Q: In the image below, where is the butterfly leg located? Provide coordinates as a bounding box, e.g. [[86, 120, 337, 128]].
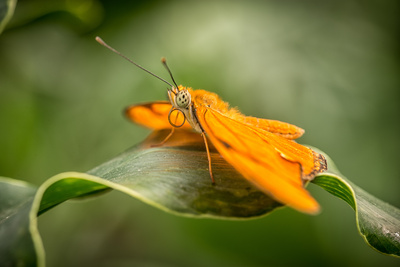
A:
[[201, 132, 215, 184], [151, 128, 175, 147]]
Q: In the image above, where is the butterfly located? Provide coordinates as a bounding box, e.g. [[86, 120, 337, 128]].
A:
[[96, 37, 327, 214]]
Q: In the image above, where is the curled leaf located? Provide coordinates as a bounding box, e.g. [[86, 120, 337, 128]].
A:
[[312, 156, 400, 257], [0, 0, 17, 34]]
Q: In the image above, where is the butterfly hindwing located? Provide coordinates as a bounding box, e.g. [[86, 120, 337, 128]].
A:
[[238, 116, 305, 140]]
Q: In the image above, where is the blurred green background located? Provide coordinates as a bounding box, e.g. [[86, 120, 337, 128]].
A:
[[1, 0, 399, 266]]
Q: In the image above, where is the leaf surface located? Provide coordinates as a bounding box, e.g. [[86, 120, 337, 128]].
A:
[[1, 130, 399, 266]]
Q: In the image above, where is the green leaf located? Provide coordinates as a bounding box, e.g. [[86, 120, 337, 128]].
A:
[[0, 130, 281, 266], [1, 130, 399, 266], [87, 130, 282, 218], [312, 155, 400, 258], [0, 0, 17, 34], [0, 177, 38, 267]]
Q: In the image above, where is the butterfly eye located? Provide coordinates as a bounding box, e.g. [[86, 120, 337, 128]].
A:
[[175, 91, 191, 108]]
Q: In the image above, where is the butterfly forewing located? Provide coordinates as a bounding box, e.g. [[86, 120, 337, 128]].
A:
[[195, 105, 321, 214]]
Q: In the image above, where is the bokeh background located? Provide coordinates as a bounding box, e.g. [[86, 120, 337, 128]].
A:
[[1, 0, 399, 266]]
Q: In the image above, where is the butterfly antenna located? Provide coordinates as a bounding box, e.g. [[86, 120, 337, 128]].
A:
[[161, 57, 179, 90], [95, 36, 173, 87]]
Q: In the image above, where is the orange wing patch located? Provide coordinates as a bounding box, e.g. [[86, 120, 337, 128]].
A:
[[196, 106, 324, 214], [240, 117, 305, 140], [125, 101, 191, 130]]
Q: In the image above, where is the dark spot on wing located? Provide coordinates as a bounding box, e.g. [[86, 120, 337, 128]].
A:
[[221, 141, 231, 149]]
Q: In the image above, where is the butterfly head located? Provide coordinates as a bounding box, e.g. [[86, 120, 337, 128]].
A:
[[168, 86, 192, 110], [167, 86, 202, 132]]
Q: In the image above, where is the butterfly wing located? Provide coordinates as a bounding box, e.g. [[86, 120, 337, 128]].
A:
[[125, 101, 192, 130], [195, 104, 326, 214]]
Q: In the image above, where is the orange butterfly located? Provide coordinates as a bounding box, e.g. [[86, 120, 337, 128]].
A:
[[96, 37, 327, 214]]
